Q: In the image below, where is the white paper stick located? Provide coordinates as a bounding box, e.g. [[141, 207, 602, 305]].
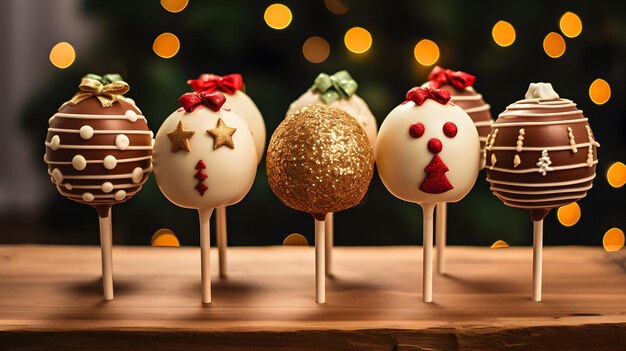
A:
[[216, 206, 228, 278], [98, 207, 114, 301], [325, 212, 334, 276], [422, 203, 436, 303], [198, 208, 214, 304], [435, 202, 447, 275], [315, 216, 326, 304], [532, 219, 544, 302]]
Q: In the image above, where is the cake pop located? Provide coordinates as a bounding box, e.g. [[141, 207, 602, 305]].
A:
[[267, 104, 374, 303], [286, 70, 377, 275], [188, 73, 266, 278], [45, 74, 153, 300], [376, 87, 480, 302], [485, 82, 600, 301], [152, 91, 257, 304], [425, 66, 494, 275]]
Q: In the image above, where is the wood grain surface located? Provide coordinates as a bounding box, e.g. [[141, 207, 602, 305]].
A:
[[0, 245, 624, 350]]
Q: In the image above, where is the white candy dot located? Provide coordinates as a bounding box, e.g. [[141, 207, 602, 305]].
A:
[[48, 116, 55, 125], [149, 131, 154, 138], [103, 155, 117, 170], [72, 155, 87, 171], [79, 125, 94, 140], [64, 183, 73, 190], [151, 139, 155, 148], [101, 182, 114, 193], [82, 192, 94, 202], [52, 168, 63, 183], [114, 190, 126, 201], [50, 135, 60, 150], [125, 110, 138, 122], [115, 134, 130, 150], [131, 167, 144, 184]]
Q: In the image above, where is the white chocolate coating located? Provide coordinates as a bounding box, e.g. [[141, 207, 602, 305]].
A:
[[376, 100, 480, 204], [286, 91, 378, 150], [223, 91, 266, 164], [152, 106, 257, 210]]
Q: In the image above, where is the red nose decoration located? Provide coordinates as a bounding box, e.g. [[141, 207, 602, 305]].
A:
[[419, 154, 454, 194], [427, 138, 443, 154]]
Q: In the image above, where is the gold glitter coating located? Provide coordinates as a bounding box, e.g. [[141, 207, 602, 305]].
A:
[[207, 118, 237, 149], [167, 120, 195, 152], [266, 104, 374, 215]]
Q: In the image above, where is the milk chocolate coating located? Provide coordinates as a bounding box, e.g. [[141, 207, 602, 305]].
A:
[[45, 97, 153, 216]]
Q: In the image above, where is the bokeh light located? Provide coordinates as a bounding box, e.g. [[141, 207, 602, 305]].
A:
[[324, 0, 349, 15], [492, 20, 516, 47], [153, 32, 180, 58], [557, 202, 581, 227], [413, 39, 440, 66], [49, 42, 75, 69], [490, 240, 510, 248], [264, 3, 292, 30], [160, 0, 189, 13], [607, 162, 626, 188], [302, 36, 330, 63], [589, 78, 611, 105], [344, 27, 372, 54], [283, 233, 309, 246], [603, 228, 624, 252], [560, 12, 582, 38], [151, 228, 180, 247], [543, 32, 566, 58]]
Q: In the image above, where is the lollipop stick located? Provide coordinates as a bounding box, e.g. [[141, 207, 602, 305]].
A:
[[435, 202, 447, 275], [421, 203, 436, 303], [315, 216, 326, 304], [98, 207, 114, 301], [198, 208, 214, 304], [325, 212, 334, 276], [532, 219, 544, 302], [216, 206, 228, 278]]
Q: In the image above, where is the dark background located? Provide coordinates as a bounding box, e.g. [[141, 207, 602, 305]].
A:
[[1, 0, 624, 247]]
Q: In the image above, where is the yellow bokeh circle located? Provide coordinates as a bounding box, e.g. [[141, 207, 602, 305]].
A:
[[302, 36, 330, 64], [492, 21, 516, 47], [264, 4, 292, 30], [589, 78, 611, 105], [413, 39, 440, 66], [344, 27, 372, 54], [161, 0, 189, 13], [607, 162, 626, 188], [151, 228, 180, 247], [49, 42, 76, 69], [603, 228, 624, 252], [543, 32, 566, 58], [283, 233, 309, 246], [557, 202, 581, 227], [560, 12, 582, 38], [153, 33, 180, 59], [490, 240, 510, 249]]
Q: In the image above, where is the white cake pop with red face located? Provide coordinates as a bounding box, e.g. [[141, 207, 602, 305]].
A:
[[376, 87, 480, 204], [152, 92, 257, 209]]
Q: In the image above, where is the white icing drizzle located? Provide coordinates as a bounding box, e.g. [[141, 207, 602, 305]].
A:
[[131, 167, 144, 184], [114, 190, 127, 201], [536, 150, 553, 176], [515, 128, 525, 152], [479, 136, 489, 142], [486, 173, 596, 187], [473, 120, 494, 127], [489, 142, 595, 152], [52, 168, 63, 183], [50, 135, 61, 150], [585, 125, 600, 167], [500, 110, 582, 118], [53, 113, 147, 120], [125, 110, 138, 122], [492, 117, 588, 128], [490, 184, 593, 195], [464, 104, 491, 114], [60, 182, 141, 191], [489, 160, 597, 174], [48, 116, 55, 125], [44, 141, 151, 151], [513, 154, 521, 168], [79, 126, 94, 140], [115, 134, 130, 150], [490, 153, 497, 169], [103, 155, 118, 170], [48, 165, 152, 180], [82, 192, 95, 202], [567, 127, 577, 153], [72, 155, 87, 171], [44, 155, 152, 165], [500, 199, 589, 210], [59, 188, 140, 200], [101, 182, 114, 193], [487, 128, 499, 150], [64, 183, 72, 190], [449, 94, 483, 101], [48, 127, 152, 135], [495, 192, 583, 204]]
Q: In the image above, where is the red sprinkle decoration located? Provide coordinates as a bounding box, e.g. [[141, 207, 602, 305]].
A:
[[419, 154, 454, 194], [427, 138, 443, 154], [409, 122, 425, 138], [443, 122, 458, 138]]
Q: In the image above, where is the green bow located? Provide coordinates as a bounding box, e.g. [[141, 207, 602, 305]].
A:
[[83, 73, 125, 85], [312, 70, 358, 104]]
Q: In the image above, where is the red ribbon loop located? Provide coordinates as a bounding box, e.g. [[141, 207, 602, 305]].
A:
[[428, 66, 475, 90], [179, 92, 227, 112], [405, 87, 451, 106], [187, 74, 243, 94]]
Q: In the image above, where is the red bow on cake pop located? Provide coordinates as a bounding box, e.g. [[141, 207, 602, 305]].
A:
[[187, 74, 243, 94], [405, 87, 451, 106], [428, 66, 475, 90], [179, 92, 226, 112]]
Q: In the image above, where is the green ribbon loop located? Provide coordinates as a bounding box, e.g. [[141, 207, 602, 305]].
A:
[[83, 73, 125, 85], [312, 70, 358, 104]]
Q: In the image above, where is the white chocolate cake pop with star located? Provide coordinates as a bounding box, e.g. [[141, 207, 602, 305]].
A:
[[286, 70, 377, 148]]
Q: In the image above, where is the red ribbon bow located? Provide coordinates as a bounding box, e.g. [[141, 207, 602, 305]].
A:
[[428, 66, 475, 90], [179, 92, 226, 112], [187, 74, 243, 94], [405, 87, 451, 106]]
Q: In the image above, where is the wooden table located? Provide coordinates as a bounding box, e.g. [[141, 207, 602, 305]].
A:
[[1, 245, 624, 350]]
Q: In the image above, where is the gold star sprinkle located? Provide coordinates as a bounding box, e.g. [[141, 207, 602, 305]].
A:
[[167, 120, 195, 152], [207, 118, 237, 149]]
